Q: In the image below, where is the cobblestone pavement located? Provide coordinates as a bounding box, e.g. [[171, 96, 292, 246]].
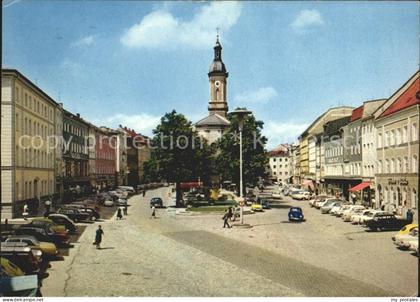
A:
[[42, 187, 418, 296]]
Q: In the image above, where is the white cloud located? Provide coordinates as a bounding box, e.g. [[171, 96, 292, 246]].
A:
[[96, 113, 161, 137], [121, 1, 242, 49], [263, 121, 309, 148], [234, 87, 278, 104], [3, 0, 21, 8], [71, 35, 96, 47], [291, 9, 324, 32]]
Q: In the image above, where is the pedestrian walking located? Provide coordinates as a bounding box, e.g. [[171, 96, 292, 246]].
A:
[[222, 210, 231, 228], [22, 204, 29, 220], [150, 205, 156, 219], [407, 208, 414, 223], [228, 206, 233, 221], [143, 190, 146, 197], [123, 204, 128, 216], [93, 225, 104, 249], [117, 207, 123, 220]]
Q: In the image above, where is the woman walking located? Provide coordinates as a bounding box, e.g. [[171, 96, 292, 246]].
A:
[[117, 207, 123, 220], [93, 225, 104, 249]]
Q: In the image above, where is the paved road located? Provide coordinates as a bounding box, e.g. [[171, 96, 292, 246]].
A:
[[43, 187, 417, 296]]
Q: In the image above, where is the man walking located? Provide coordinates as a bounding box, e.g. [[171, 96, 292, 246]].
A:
[[222, 210, 231, 228], [150, 205, 156, 219], [93, 225, 104, 249], [123, 204, 128, 216]]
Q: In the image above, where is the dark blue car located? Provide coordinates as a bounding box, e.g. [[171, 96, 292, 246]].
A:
[[288, 207, 304, 222]]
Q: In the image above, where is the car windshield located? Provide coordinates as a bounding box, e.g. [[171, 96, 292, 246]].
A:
[[291, 208, 301, 212]]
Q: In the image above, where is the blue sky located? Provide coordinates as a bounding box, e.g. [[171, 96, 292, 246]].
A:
[[3, 1, 419, 148]]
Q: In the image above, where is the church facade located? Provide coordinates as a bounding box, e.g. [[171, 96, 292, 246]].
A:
[[195, 36, 230, 144]]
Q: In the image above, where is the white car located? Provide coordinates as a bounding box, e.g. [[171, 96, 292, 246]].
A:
[[291, 191, 312, 200], [320, 201, 341, 214], [315, 198, 337, 209], [309, 195, 330, 207], [104, 199, 114, 207], [342, 206, 366, 222], [334, 205, 353, 217], [351, 209, 376, 224], [408, 240, 418, 255], [394, 227, 418, 249], [117, 186, 135, 193]]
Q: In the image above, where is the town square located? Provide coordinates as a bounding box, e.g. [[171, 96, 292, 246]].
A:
[[1, 1, 418, 299]]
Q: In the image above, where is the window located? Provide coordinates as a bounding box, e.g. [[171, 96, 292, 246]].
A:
[[396, 158, 401, 173], [403, 126, 408, 143], [390, 130, 395, 146], [385, 160, 390, 173], [390, 158, 395, 173], [385, 131, 390, 147], [15, 87, 20, 102], [412, 189, 417, 209], [396, 128, 401, 145], [273, 158, 276, 162], [378, 133, 382, 148], [412, 155, 418, 173], [403, 157, 408, 173], [412, 123, 418, 141]]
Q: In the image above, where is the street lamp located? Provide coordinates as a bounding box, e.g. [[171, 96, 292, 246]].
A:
[[231, 109, 252, 225]]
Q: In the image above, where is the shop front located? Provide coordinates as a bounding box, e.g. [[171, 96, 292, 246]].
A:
[[376, 176, 418, 222]]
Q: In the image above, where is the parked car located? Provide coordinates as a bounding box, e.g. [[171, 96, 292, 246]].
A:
[[392, 223, 418, 242], [28, 218, 67, 233], [14, 225, 70, 247], [309, 195, 329, 207], [150, 197, 163, 208], [408, 240, 419, 256], [0, 257, 24, 277], [48, 214, 77, 234], [261, 199, 271, 209], [288, 207, 304, 222], [333, 204, 353, 217], [291, 191, 312, 200], [350, 209, 375, 224], [251, 203, 263, 212], [5, 235, 58, 258], [365, 213, 412, 231], [320, 201, 341, 214], [117, 186, 135, 193], [115, 199, 128, 206], [0, 243, 40, 274], [393, 227, 418, 249], [315, 198, 338, 209], [103, 199, 114, 207], [64, 206, 100, 221], [57, 208, 91, 222], [342, 206, 366, 222]]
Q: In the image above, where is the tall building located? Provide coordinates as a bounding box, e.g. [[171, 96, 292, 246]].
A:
[[374, 71, 419, 221], [1, 69, 61, 218], [62, 110, 90, 201], [298, 106, 354, 190], [267, 144, 290, 185], [195, 35, 230, 144]]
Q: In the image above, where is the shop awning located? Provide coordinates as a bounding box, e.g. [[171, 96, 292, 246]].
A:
[[348, 182, 371, 192], [302, 179, 315, 190]]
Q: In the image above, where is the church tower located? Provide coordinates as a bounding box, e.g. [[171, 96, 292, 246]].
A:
[[208, 35, 229, 117]]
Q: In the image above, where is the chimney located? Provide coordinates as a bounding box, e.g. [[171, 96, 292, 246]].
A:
[[77, 113, 80, 118]]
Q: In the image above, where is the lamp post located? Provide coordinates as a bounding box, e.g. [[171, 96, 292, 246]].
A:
[[231, 109, 252, 225]]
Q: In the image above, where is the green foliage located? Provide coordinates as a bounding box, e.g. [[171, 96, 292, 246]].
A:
[[143, 110, 213, 186], [216, 108, 268, 194]]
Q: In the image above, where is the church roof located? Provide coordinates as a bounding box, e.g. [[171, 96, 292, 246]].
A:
[[195, 113, 230, 127]]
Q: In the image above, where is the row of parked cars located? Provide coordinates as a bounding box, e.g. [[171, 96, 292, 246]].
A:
[[308, 195, 418, 256], [1, 186, 136, 296], [283, 186, 313, 200]]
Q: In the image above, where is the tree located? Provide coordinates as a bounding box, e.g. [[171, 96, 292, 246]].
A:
[[143, 110, 213, 206], [216, 109, 268, 196]]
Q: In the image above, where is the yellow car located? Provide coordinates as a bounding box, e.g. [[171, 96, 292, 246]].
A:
[[251, 203, 263, 212], [29, 218, 67, 233], [5, 235, 58, 258], [392, 223, 418, 241], [1, 257, 25, 277]]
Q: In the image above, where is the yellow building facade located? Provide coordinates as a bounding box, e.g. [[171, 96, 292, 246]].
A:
[[1, 69, 61, 218]]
